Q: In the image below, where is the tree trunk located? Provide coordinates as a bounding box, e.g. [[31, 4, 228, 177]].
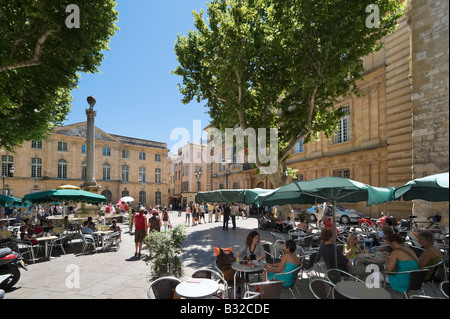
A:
[[266, 166, 294, 220]]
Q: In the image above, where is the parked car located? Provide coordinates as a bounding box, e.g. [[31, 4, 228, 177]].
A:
[[307, 205, 363, 224]]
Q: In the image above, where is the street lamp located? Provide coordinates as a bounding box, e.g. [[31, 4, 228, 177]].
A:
[[2, 164, 15, 195], [194, 167, 203, 192]]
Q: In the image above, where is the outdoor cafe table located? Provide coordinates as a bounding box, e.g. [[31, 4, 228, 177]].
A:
[[231, 260, 265, 299], [92, 230, 113, 252], [175, 278, 219, 299], [35, 235, 58, 260], [334, 281, 391, 299], [357, 252, 385, 265]]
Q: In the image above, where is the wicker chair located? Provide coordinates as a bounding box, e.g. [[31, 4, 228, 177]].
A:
[[147, 276, 181, 299]]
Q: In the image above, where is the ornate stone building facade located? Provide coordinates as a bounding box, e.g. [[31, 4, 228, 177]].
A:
[[168, 142, 207, 209], [206, 0, 449, 221], [1, 122, 169, 208]]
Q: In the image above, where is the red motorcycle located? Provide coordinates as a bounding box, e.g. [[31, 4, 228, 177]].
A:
[[0, 247, 28, 290]]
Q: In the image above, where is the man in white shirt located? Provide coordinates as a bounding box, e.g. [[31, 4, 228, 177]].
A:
[[282, 216, 295, 232]]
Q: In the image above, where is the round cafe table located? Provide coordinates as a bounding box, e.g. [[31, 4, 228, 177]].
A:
[[231, 260, 265, 299], [334, 281, 391, 299], [175, 278, 219, 299]]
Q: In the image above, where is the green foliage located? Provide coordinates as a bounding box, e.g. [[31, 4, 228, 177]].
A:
[[173, 0, 403, 181], [144, 225, 187, 281], [0, 0, 119, 150]]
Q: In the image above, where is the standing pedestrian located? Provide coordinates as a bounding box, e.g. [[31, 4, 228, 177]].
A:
[[149, 209, 162, 232], [133, 207, 147, 259], [185, 205, 191, 227], [230, 203, 237, 230], [223, 203, 230, 231], [161, 207, 170, 231], [207, 203, 213, 223], [214, 202, 220, 222]]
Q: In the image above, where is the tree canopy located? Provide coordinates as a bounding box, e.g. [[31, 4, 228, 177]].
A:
[[0, 0, 118, 150], [173, 0, 404, 187]]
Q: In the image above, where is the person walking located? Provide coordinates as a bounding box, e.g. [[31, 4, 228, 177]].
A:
[[133, 207, 147, 259], [223, 203, 231, 231]]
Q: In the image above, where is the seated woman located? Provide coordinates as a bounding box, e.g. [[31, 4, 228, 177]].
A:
[[263, 239, 300, 287], [237, 231, 266, 262], [19, 225, 38, 245], [383, 233, 420, 293], [417, 231, 443, 280]]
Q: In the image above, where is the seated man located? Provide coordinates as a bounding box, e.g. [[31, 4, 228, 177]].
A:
[[318, 228, 367, 278], [81, 221, 95, 234], [282, 216, 295, 233]]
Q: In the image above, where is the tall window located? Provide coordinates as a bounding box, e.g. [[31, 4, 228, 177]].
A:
[[155, 168, 161, 184], [155, 191, 161, 206], [57, 142, 68, 152], [122, 165, 129, 182], [122, 150, 129, 159], [334, 105, 350, 144], [139, 191, 146, 206], [139, 152, 146, 160], [155, 154, 161, 162], [1, 155, 13, 176], [81, 162, 87, 180], [102, 163, 111, 181], [139, 167, 146, 183], [122, 190, 129, 197], [57, 159, 67, 179], [81, 145, 86, 154], [31, 158, 42, 178]]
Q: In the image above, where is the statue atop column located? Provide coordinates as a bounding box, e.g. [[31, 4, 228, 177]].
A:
[[81, 95, 101, 192]]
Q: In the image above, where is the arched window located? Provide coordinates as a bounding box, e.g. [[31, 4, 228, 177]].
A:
[[102, 190, 112, 202], [57, 159, 67, 179]]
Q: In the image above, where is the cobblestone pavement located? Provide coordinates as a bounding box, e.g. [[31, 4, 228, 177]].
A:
[[2, 211, 444, 300]]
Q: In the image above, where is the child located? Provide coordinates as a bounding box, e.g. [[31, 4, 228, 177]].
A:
[[343, 234, 363, 266]]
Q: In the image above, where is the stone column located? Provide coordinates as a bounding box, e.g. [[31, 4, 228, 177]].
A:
[[82, 96, 100, 192]]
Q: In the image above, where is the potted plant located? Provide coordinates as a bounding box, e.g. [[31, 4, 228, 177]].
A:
[[143, 225, 187, 281]]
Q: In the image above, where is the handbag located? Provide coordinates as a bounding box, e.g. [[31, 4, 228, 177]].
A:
[[169, 221, 172, 229]]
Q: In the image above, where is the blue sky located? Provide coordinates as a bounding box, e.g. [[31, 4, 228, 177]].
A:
[[67, 0, 212, 152]]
